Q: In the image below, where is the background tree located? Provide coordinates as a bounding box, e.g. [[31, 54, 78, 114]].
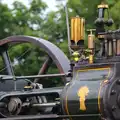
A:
[[0, 0, 119, 87], [0, 0, 48, 76]]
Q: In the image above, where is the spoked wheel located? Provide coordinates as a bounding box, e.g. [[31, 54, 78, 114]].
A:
[[0, 35, 70, 117]]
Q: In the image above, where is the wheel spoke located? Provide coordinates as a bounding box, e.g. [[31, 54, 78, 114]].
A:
[[34, 57, 52, 83], [2, 51, 14, 76], [0, 36, 70, 87]]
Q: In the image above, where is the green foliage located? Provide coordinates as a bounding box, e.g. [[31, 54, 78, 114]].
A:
[[0, 0, 119, 87]]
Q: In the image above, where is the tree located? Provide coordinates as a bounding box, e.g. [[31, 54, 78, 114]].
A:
[[0, 0, 64, 87], [41, 0, 102, 53], [108, 0, 120, 29], [0, 0, 49, 76], [8, 0, 49, 76], [0, 0, 119, 87]]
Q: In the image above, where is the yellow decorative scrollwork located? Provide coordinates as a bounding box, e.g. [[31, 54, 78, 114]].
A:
[[77, 86, 89, 111]]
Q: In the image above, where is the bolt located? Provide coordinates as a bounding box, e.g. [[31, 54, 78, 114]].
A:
[[117, 79, 120, 85], [67, 72, 72, 77], [111, 90, 116, 95], [112, 105, 116, 111]]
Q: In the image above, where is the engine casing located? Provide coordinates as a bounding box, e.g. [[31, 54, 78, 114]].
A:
[[61, 62, 120, 120]]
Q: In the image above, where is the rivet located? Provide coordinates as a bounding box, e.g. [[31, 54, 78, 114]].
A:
[[112, 105, 116, 111], [117, 79, 120, 85], [111, 90, 116, 95]]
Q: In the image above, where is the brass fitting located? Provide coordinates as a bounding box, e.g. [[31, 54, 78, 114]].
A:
[[71, 16, 85, 49], [98, 4, 108, 9], [72, 51, 80, 62], [98, 1, 108, 9], [87, 29, 96, 49]]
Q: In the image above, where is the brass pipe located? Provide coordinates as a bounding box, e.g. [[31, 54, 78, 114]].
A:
[[70, 17, 85, 45], [108, 41, 112, 56], [89, 54, 93, 64], [117, 40, 120, 55], [75, 18, 78, 42]]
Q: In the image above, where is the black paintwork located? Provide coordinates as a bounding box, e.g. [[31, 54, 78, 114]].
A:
[[60, 59, 120, 120], [0, 36, 70, 118], [0, 36, 120, 120]]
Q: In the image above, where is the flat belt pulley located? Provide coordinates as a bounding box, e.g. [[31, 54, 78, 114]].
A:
[[8, 97, 22, 115]]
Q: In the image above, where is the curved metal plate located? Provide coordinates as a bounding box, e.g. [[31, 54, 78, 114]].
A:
[[0, 35, 70, 82]]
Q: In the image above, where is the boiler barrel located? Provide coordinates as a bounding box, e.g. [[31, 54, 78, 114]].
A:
[[61, 67, 111, 120]]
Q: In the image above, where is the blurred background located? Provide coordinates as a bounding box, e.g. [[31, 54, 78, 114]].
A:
[[0, 0, 118, 87]]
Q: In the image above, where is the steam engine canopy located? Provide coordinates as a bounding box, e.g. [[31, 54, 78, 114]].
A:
[[61, 63, 120, 120]]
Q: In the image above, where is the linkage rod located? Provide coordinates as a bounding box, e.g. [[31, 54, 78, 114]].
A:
[[0, 114, 100, 120], [0, 73, 70, 81], [22, 102, 60, 108]]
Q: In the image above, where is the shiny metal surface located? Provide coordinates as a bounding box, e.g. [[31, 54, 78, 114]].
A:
[[1, 36, 70, 77]]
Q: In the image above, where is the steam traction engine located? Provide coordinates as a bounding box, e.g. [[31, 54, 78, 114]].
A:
[[0, 2, 119, 120]]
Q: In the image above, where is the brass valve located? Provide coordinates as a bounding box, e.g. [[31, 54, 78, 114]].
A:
[[87, 29, 96, 49], [98, 0, 108, 9], [98, 3, 108, 9], [87, 29, 96, 64]]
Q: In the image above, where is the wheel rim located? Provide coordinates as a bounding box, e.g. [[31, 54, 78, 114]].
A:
[[0, 35, 70, 88], [0, 35, 70, 117]]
